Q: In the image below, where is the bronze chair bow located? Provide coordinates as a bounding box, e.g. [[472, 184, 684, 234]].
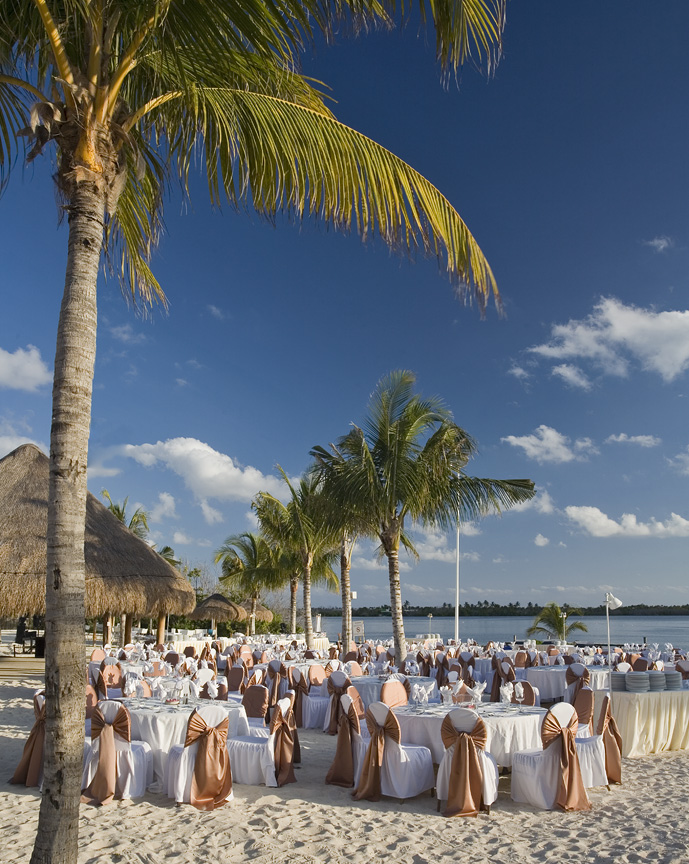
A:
[[352, 707, 402, 802], [439, 713, 488, 817], [183, 709, 233, 810], [81, 703, 132, 805], [540, 708, 591, 811], [10, 691, 45, 787], [596, 694, 622, 785]]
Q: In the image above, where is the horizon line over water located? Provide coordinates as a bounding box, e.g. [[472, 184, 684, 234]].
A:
[[320, 615, 689, 648]]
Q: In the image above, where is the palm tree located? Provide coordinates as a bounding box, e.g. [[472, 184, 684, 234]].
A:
[[214, 532, 281, 636], [311, 370, 536, 663], [254, 468, 339, 649], [155, 545, 180, 568], [101, 489, 149, 541], [1, 4, 506, 860], [526, 602, 588, 642], [277, 545, 338, 634]]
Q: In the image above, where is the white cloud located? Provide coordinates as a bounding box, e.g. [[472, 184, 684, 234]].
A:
[[565, 505, 689, 538], [122, 437, 287, 505], [0, 418, 47, 457], [150, 492, 177, 522], [172, 531, 193, 545], [207, 305, 226, 320], [668, 446, 689, 476], [109, 324, 146, 344], [352, 555, 410, 572], [529, 298, 689, 383], [200, 500, 224, 525], [513, 489, 555, 515], [502, 425, 594, 464], [176, 378, 188, 387], [507, 364, 530, 381], [644, 236, 673, 253], [605, 433, 661, 448], [534, 534, 549, 547], [0, 345, 52, 391], [87, 461, 121, 478], [492, 556, 508, 564], [551, 364, 592, 390]]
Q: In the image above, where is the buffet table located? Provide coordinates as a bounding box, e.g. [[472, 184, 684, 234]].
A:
[[611, 691, 689, 758]]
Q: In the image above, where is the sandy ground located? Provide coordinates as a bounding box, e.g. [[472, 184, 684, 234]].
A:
[[2, 679, 689, 864]]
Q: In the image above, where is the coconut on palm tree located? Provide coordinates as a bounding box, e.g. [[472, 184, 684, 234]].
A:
[[311, 370, 536, 663], [2, 3, 507, 860], [253, 468, 339, 649], [526, 602, 588, 642]]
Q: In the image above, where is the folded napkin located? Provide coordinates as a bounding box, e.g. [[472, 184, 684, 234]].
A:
[[555, 654, 565, 665], [123, 677, 138, 697], [439, 685, 453, 704], [150, 679, 166, 700], [499, 682, 514, 704], [405, 661, 420, 676], [205, 680, 219, 699], [469, 680, 486, 702], [514, 682, 524, 702]]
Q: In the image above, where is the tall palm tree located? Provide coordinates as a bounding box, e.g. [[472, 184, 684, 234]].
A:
[[254, 468, 339, 649], [526, 602, 588, 642], [277, 545, 338, 634], [101, 489, 149, 541], [311, 370, 536, 663], [1, 4, 506, 861], [155, 544, 180, 568], [214, 532, 284, 635]]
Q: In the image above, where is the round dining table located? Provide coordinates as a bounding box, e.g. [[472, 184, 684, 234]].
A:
[[319, 675, 439, 709]]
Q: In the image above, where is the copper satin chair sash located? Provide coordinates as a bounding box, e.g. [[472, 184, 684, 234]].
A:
[[573, 688, 594, 731], [10, 696, 45, 787], [458, 658, 476, 687], [81, 704, 131, 806], [435, 655, 449, 689], [184, 710, 233, 810], [290, 674, 309, 728], [242, 685, 269, 720], [270, 704, 297, 787], [326, 676, 353, 734], [326, 703, 360, 787], [352, 708, 401, 802], [380, 679, 409, 708], [440, 714, 487, 817], [596, 696, 622, 785], [490, 661, 515, 703], [541, 710, 591, 811], [565, 666, 590, 703], [416, 652, 431, 678], [266, 663, 287, 708]]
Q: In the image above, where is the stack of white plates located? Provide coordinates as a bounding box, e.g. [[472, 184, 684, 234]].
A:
[[664, 671, 682, 691], [625, 671, 650, 692], [648, 671, 666, 691], [610, 671, 627, 691]]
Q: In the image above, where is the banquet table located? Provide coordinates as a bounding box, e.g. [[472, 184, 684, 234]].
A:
[[523, 666, 611, 701], [611, 691, 689, 758], [394, 703, 546, 767], [319, 675, 439, 709], [124, 698, 250, 792]]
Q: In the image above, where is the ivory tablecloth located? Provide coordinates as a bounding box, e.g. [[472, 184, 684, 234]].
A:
[[394, 703, 546, 766], [320, 676, 439, 709], [126, 698, 250, 791], [611, 691, 689, 757], [524, 667, 610, 701]]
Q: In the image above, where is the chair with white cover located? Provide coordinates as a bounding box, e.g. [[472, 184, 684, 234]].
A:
[[246, 667, 263, 688], [352, 702, 435, 802], [166, 704, 234, 809], [344, 660, 364, 677], [81, 701, 152, 804], [241, 685, 270, 728], [574, 732, 608, 790], [436, 708, 499, 817], [616, 661, 632, 673], [324, 670, 353, 734], [226, 696, 297, 786], [325, 694, 369, 788], [510, 702, 591, 811], [564, 663, 590, 704], [200, 679, 228, 701], [265, 660, 288, 708], [301, 666, 329, 729], [288, 666, 309, 728], [194, 667, 215, 688], [511, 680, 539, 708]]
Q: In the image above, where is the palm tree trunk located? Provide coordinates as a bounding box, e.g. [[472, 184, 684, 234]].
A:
[[289, 575, 298, 633], [31, 180, 104, 864], [250, 596, 257, 636], [386, 545, 407, 664], [302, 560, 314, 650], [340, 537, 353, 651]]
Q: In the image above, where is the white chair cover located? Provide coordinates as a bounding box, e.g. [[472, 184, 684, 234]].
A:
[[166, 704, 234, 805], [436, 708, 499, 813], [575, 734, 608, 789]]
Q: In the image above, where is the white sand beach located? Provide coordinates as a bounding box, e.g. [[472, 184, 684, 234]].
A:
[[2, 678, 689, 864]]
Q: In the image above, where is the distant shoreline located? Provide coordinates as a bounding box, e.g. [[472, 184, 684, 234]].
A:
[[314, 604, 689, 618]]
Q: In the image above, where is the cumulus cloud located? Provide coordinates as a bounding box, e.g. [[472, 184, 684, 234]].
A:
[[502, 425, 595, 464], [534, 534, 549, 547], [565, 505, 689, 538], [0, 418, 47, 457], [551, 364, 592, 390], [644, 236, 673, 253], [0, 345, 52, 391], [172, 531, 193, 545], [122, 439, 287, 515], [109, 324, 146, 344], [507, 364, 530, 381], [150, 492, 177, 522], [529, 298, 689, 383], [668, 446, 689, 476], [513, 489, 555, 515], [606, 433, 662, 448]]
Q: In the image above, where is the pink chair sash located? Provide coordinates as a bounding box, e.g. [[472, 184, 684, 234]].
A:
[[184, 709, 233, 810], [440, 713, 487, 817]]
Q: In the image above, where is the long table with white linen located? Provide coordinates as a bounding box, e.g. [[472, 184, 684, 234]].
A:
[[125, 698, 250, 792], [320, 675, 439, 709], [611, 691, 689, 758], [523, 666, 611, 701], [394, 703, 546, 767]]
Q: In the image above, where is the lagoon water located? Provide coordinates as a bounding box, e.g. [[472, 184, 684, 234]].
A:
[[321, 614, 689, 648]]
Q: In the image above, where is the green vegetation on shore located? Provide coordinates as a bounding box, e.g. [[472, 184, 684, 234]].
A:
[[313, 601, 689, 618]]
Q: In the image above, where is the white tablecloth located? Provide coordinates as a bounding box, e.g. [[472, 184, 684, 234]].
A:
[[320, 676, 439, 709], [524, 667, 611, 701], [611, 691, 689, 758], [126, 698, 250, 791], [394, 703, 546, 767]]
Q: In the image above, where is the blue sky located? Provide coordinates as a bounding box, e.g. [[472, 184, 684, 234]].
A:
[[1, 2, 687, 610]]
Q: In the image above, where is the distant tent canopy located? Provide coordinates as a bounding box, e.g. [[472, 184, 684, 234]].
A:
[[0, 444, 195, 618], [189, 594, 248, 623]]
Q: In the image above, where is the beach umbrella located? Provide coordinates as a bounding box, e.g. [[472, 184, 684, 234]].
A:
[[0, 444, 196, 622], [190, 593, 247, 634]]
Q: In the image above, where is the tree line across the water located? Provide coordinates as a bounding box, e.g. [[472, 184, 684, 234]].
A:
[[313, 601, 689, 618]]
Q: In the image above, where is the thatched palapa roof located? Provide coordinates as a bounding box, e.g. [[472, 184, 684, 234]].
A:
[[0, 444, 195, 618], [190, 594, 247, 622], [240, 600, 274, 623]]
